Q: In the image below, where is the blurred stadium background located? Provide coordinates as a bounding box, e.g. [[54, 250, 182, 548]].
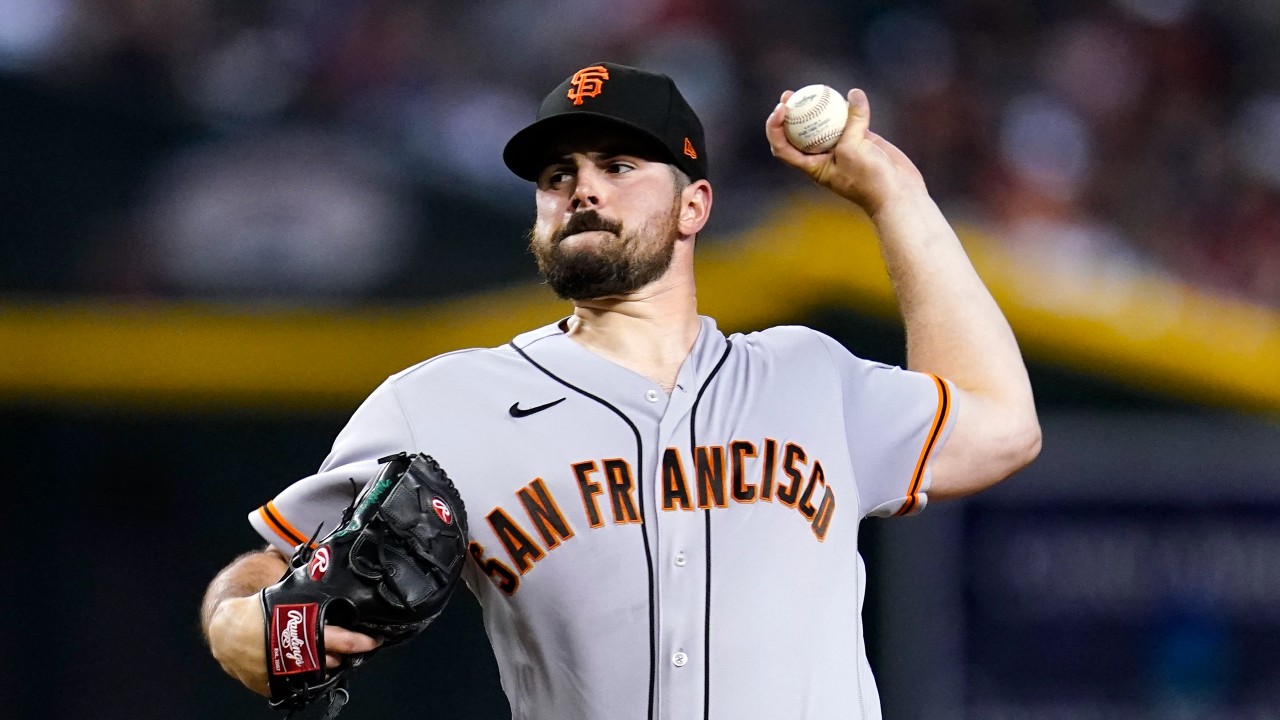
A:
[[2, 0, 1279, 718]]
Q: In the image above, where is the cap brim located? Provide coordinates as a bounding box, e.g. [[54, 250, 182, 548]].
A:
[[503, 112, 676, 182]]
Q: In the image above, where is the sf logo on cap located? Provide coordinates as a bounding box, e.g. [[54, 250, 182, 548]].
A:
[[568, 65, 609, 105]]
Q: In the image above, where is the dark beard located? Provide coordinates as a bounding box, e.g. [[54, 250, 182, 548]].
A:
[[530, 208, 678, 301]]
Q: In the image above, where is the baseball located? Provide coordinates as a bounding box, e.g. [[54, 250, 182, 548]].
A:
[[783, 85, 849, 154]]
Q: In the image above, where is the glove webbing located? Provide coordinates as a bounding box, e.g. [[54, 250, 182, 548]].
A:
[[270, 678, 349, 720]]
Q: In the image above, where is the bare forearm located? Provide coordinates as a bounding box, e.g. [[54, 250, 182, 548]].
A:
[[765, 89, 1038, 497], [200, 546, 287, 641], [872, 193, 1032, 406], [870, 191, 1040, 497]]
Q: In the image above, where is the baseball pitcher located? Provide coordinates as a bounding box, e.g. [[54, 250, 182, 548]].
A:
[[201, 62, 1040, 719]]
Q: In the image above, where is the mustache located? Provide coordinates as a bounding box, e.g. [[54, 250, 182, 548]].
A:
[[555, 210, 622, 244]]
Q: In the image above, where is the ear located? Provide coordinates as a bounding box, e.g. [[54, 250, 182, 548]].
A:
[[678, 179, 713, 236]]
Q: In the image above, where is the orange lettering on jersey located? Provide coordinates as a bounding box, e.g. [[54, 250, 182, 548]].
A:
[[573, 460, 606, 528], [776, 442, 807, 507], [469, 540, 520, 594], [683, 137, 698, 160], [759, 438, 779, 501], [487, 507, 545, 574], [662, 447, 694, 511], [473, 438, 837, 596], [518, 477, 575, 550], [603, 458, 642, 524], [730, 440, 758, 503], [798, 461, 825, 519], [810, 487, 836, 541], [694, 445, 728, 509], [567, 65, 610, 105]]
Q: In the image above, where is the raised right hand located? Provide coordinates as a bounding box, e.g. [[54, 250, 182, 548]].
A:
[[765, 88, 929, 218]]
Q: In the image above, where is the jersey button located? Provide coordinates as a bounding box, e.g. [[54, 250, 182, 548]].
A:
[[674, 553, 686, 567], [645, 389, 660, 402], [672, 652, 688, 667]]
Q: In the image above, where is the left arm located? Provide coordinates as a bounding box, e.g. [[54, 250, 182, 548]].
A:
[[766, 89, 1041, 500]]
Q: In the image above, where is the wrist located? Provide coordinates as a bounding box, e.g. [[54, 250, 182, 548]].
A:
[[868, 187, 935, 226]]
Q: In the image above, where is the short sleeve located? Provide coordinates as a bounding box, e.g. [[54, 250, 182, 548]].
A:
[[247, 379, 417, 552], [816, 333, 955, 518]]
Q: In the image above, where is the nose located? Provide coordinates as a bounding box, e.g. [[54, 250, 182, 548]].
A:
[[569, 165, 602, 212]]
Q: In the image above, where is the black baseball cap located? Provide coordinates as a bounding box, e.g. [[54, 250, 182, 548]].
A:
[[503, 62, 708, 183]]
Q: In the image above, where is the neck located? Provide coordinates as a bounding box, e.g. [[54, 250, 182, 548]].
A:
[[564, 247, 700, 391]]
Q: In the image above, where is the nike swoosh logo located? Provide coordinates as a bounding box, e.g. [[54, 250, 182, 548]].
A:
[[509, 397, 566, 418]]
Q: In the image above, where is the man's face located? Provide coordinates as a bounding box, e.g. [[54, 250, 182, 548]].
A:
[[528, 132, 685, 301]]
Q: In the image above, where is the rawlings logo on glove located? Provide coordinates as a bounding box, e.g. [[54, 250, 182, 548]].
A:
[[307, 548, 330, 581], [271, 604, 320, 675]]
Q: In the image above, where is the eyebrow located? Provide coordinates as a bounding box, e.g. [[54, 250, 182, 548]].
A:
[[545, 147, 641, 165]]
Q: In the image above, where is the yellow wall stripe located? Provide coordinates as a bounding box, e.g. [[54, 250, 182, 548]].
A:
[[2, 192, 1278, 413]]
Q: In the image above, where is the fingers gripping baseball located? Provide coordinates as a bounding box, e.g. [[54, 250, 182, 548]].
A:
[[843, 87, 873, 150], [767, 88, 925, 215]]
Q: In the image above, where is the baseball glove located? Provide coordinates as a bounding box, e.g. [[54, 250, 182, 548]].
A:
[[260, 452, 469, 719]]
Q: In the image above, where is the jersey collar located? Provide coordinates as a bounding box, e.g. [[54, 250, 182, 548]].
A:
[[510, 315, 729, 410]]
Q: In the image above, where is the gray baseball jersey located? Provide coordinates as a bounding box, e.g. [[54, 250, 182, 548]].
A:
[[250, 316, 954, 720]]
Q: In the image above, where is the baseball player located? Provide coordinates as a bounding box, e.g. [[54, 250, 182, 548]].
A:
[[202, 62, 1040, 719]]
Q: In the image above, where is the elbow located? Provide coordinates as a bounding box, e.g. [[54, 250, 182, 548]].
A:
[[982, 411, 1042, 490], [928, 394, 1041, 501], [1006, 414, 1042, 477], [927, 414, 1041, 502], [1022, 420, 1043, 469]]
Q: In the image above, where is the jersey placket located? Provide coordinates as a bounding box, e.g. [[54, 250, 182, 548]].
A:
[[512, 329, 701, 720], [650, 356, 713, 720]]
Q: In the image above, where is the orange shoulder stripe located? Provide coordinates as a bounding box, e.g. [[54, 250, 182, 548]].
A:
[[895, 374, 951, 517], [258, 501, 307, 546]]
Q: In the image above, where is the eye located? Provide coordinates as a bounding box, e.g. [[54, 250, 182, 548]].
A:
[[606, 160, 635, 175], [541, 167, 574, 188]]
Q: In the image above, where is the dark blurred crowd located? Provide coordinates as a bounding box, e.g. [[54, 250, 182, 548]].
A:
[[2, 0, 1278, 307]]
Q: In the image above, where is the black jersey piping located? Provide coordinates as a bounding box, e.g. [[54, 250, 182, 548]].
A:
[[688, 340, 733, 720], [510, 341, 659, 720]]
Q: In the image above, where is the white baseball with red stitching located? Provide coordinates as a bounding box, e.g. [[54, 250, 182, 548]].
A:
[[783, 85, 849, 154]]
